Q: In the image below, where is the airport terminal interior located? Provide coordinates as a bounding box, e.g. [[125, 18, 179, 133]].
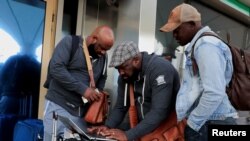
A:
[[0, 0, 249, 140]]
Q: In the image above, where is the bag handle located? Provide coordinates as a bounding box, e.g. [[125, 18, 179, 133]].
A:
[[82, 39, 96, 88], [129, 84, 135, 106]]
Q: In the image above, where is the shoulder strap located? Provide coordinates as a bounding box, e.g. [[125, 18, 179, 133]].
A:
[[129, 84, 135, 107], [129, 83, 138, 128], [70, 35, 80, 62], [82, 39, 96, 88], [191, 32, 224, 76]]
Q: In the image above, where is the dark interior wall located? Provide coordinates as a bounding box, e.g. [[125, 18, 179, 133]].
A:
[[61, 0, 119, 36], [82, 0, 140, 108], [192, 1, 249, 50], [155, 0, 183, 57], [155, 0, 250, 57], [63, 0, 78, 35]]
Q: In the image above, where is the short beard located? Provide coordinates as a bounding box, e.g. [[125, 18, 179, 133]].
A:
[[124, 69, 139, 83], [88, 44, 99, 59]]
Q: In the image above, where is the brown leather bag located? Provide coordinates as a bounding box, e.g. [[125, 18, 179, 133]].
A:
[[81, 39, 109, 124], [140, 111, 186, 141], [128, 84, 186, 141], [84, 91, 109, 124], [191, 32, 250, 110]]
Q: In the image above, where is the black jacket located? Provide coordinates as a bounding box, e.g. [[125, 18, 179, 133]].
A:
[[105, 52, 180, 140]]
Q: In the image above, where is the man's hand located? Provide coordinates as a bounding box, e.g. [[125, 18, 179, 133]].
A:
[[102, 128, 128, 141], [83, 88, 101, 102], [87, 125, 109, 134]]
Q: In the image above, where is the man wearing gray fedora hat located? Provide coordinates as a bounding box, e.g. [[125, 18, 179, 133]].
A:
[[88, 41, 180, 140]]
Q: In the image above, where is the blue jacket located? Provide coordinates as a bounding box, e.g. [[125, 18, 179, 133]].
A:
[[176, 26, 238, 132], [45, 35, 107, 117]]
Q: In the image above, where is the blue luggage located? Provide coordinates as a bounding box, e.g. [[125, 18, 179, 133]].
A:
[[0, 114, 19, 141], [13, 119, 44, 141]]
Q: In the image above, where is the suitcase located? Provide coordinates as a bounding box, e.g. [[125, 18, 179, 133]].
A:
[[13, 119, 44, 141], [0, 114, 19, 141]]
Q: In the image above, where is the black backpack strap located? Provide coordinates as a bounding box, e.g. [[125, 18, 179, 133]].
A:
[[70, 35, 80, 62]]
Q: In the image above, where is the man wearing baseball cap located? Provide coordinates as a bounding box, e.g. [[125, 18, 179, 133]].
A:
[[88, 41, 180, 140], [160, 3, 237, 141]]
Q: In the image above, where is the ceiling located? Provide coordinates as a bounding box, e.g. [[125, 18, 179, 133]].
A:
[[198, 0, 250, 26], [13, 0, 45, 9], [238, 0, 250, 7]]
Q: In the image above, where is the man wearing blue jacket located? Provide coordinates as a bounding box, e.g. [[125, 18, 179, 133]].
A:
[[88, 41, 180, 141], [43, 25, 114, 141], [160, 3, 238, 141]]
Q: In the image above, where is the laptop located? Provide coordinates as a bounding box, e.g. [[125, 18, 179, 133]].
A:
[[58, 115, 116, 141]]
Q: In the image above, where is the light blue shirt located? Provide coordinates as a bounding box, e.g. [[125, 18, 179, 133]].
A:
[[176, 26, 238, 131]]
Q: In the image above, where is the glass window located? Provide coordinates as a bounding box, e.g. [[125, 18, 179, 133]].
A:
[[0, 28, 20, 63]]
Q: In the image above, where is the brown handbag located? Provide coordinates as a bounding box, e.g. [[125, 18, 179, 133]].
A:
[[140, 111, 186, 141], [84, 91, 109, 124], [191, 32, 250, 110], [81, 39, 109, 124], [128, 84, 186, 141]]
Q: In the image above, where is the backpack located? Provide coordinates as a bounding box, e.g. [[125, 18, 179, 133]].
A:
[[43, 35, 80, 89], [191, 32, 250, 110]]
